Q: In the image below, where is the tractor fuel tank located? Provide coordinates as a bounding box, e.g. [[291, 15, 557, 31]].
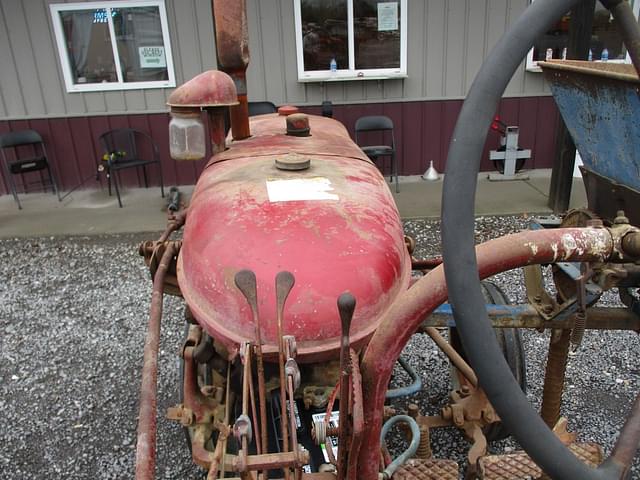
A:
[[177, 113, 411, 362]]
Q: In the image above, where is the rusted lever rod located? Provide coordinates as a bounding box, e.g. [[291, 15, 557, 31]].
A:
[[134, 242, 178, 480], [337, 293, 356, 480]]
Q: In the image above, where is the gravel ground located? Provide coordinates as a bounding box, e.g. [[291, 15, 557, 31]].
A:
[[1, 215, 638, 479]]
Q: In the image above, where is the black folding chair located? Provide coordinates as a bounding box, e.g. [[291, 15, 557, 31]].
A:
[[98, 128, 164, 208], [248, 101, 277, 116], [0, 129, 61, 209], [355, 115, 399, 193]]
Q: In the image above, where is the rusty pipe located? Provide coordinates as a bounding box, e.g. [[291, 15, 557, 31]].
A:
[[135, 242, 177, 480], [609, 392, 640, 476], [421, 326, 478, 388], [357, 227, 614, 479], [212, 0, 250, 140]]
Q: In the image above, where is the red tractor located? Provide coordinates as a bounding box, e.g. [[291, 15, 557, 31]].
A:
[[135, 1, 640, 478]]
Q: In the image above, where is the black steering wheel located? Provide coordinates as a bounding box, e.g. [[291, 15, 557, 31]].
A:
[[441, 0, 640, 478]]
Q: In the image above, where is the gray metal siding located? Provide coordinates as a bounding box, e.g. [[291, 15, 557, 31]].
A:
[[0, 0, 549, 120], [244, 0, 547, 105], [0, 0, 218, 120]]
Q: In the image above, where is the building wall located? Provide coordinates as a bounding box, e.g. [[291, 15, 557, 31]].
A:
[[246, 0, 551, 107], [0, 0, 559, 196], [0, 0, 217, 119]]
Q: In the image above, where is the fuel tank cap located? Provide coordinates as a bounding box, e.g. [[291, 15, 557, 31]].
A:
[[275, 153, 311, 171]]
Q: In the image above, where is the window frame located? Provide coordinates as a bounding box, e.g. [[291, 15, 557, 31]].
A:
[[50, 0, 176, 93], [525, 0, 640, 72], [293, 0, 408, 82]]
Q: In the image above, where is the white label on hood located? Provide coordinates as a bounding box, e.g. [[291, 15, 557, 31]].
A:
[[266, 177, 339, 202]]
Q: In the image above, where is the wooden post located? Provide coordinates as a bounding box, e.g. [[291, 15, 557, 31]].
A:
[[548, 0, 596, 213]]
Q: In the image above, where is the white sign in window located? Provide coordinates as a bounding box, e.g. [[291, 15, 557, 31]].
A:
[[293, 0, 408, 82], [50, 1, 176, 92], [377, 3, 398, 31], [139, 46, 166, 68]]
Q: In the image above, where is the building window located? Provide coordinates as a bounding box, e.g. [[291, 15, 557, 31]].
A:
[[50, 1, 175, 92], [294, 0, 407, 82], [526, 0, 640, 72]]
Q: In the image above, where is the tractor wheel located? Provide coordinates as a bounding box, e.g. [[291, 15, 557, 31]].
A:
[[449, 280, 526, 441]]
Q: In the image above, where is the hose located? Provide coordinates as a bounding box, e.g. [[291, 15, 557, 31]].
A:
[[441, 0, 639, 478], [385, 357, 422, 399], [379, 415, 420, 480]]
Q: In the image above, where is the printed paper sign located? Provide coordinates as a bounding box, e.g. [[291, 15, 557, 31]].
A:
[[266, 177, 339, 202], [139, 46, 166, 68], [378, 2, 398, 31]]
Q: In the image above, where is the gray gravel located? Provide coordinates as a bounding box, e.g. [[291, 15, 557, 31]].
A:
[[1, 215, 638, 479]]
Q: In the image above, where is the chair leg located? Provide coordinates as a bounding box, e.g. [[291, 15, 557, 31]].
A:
[[142, 165, 149, 188], [107, 171, 112, 196], [6, 170, 22, 209], [46, 163, 61, 201], [113, 170, 123, 208]]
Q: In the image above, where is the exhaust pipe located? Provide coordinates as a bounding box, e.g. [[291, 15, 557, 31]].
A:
[[212, 0, 251, 140]]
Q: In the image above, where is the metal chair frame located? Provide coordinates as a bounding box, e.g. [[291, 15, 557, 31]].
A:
[[98, 128, 165, 208], [354, 115, 399, 193], [0, 129, 61, 209]]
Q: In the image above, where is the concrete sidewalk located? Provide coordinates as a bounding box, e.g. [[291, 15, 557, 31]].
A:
[[0, 170, 587, 238]]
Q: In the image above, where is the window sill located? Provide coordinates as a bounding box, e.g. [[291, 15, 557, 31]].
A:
[[65, 80, 176, 93], [297, 72, 407, 83]]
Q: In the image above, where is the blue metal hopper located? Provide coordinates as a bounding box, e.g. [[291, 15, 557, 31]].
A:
[[540, 60, 640, 223]]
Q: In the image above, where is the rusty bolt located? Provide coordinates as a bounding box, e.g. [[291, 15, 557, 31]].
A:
[[482, 410, 496, 424], [614, 211, 630, 225], [407, 403, 420, 419], [543, 304, 554, 314], [533, 295, 542, 303], [201, 385, 218, 397], [441, 406, 452, 420], [459, 385, 471, 397]]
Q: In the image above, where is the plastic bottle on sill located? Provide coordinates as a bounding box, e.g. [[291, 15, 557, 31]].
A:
[[601, 48, 609, 62], [330, 58, 337, 74], [588, 49, 593, 61], [562, 47, 567, 60], [545, 48, 553, 61]]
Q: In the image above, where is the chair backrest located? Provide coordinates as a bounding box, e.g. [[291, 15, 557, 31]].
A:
[[99, 128, 157, 162], [354, 115, 395, 149], [355, 115, 394, 133], [248, 101, 277, 116], [0, 129, 43, 148]]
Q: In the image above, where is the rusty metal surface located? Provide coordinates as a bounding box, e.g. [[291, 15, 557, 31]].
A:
[[357, 227, 616, 479], [540, 329, 571, 429], [212, 0, 250, 139], [477, 442, 602, 479], [178, 113, 410, 363], [423, 304, 640, 331], [212, 114, 371, 166], [167, 70, 238, 108], [393, 458, 459, 480], [347, 349, 364, 480], [134, 243, 178, 480]]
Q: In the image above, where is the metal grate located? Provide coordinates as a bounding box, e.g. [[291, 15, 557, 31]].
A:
[[477, 443, 602, 480], [393, 458, 460, 480]]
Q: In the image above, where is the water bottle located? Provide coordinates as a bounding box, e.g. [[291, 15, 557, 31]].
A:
[[601, 48, 609, 62], [330, 58, 337, 73], [588, 49, 593, 61]]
